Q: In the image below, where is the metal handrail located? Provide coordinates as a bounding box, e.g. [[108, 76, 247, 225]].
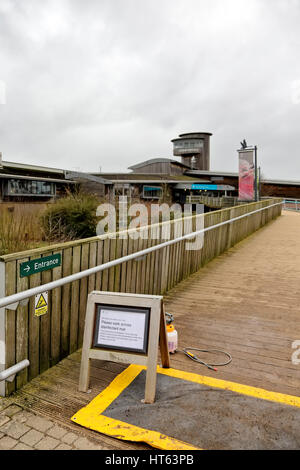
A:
[[0, 201, 283, 309], [0, 360, 30, 382], [283, 199, 300, 211]]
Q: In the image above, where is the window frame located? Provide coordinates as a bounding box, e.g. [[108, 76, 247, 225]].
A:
[[142, 185, 163, 200], [5, 178, 56, 197]]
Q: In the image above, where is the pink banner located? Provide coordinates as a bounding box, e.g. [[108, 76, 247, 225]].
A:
[[239, 150, 255, 201]]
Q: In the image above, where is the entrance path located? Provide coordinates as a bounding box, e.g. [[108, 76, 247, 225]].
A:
[[1, 210, 300, 450], [164, 210, 300, 396]]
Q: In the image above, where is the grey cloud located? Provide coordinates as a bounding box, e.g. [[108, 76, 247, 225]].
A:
[[0, 0, 300, 178]]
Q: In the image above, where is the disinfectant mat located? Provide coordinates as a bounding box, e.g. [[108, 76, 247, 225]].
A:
[[71, 365, 300, 450]]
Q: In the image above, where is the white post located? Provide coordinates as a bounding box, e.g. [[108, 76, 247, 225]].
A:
[[0, 261, 6, 396]]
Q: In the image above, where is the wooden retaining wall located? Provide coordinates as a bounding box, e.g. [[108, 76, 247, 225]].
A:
[[0, 199, 282, 396]]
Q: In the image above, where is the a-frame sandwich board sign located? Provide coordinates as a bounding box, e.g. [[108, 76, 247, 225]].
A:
[[79, 291, 170, 404]]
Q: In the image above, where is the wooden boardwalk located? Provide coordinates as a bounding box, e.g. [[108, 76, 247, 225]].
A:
[[2, 210, 300, 450]]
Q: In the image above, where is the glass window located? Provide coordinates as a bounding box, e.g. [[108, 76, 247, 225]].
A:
[[142, 186, 162, 199], [41, 182, 50, 194], [37, 181, 42, 194], [31, 180, 37, 194], [7, 179, 55, 196]]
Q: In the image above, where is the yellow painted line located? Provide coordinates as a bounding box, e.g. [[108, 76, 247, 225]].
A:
[[78, 364, 142, 416], [72, 364, 300, 450], [154, 366, 300, 409], [72, 413, 199, 450], [71, 365, 200, 450]]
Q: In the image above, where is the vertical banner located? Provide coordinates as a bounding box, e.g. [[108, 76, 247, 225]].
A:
[[238, 149, 255, 201]]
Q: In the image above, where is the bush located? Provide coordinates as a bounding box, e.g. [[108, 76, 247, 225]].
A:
[[41, 192, 100, 242]]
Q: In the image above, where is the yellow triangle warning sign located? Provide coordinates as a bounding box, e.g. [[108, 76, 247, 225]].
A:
[[36, 294, 47, 309], [34, 292, 48, 317]]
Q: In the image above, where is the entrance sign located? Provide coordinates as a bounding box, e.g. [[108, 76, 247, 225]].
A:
[[20, 254, 61, 278], [79, 291, 170, 404], [238, 149, 255, 201], [93, 305, 150, 354], [34, 291, 48, 317]]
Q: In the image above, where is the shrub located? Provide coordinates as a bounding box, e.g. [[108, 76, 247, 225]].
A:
[[41, 192, 100, 242]]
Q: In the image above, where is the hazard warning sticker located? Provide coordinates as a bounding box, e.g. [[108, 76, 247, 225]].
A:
[[35, 292, 48, 317]]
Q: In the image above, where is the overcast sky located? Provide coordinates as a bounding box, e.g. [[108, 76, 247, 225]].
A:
[[0, 0, 300, 179]]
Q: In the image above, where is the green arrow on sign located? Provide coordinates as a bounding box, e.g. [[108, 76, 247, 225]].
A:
[[20, 254, 62, 278]]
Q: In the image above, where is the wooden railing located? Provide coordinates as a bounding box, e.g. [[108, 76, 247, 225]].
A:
[[186, 195, 239, 208], [0, 199, 282, 396]]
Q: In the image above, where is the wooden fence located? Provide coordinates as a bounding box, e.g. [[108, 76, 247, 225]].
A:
[[0, 198, 282, 396], [186, 195, 239, 209]]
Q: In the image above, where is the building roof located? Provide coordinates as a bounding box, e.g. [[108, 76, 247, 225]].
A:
[[186, 170, 239, 178], [65, 170, 111, 185], [172, 132, 213, 143], [128, 158, 190, 170], [187, 170, 300, 187], [0, 160, 79, 184], [2, 160, 65, 175], [93, 173, 210, 184], [263, 179, 300, 187], [0, 173, 76, 184], [179, 132, 213, 137]]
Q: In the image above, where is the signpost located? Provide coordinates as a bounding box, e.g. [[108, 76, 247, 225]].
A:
[[79, 291, 170, 404], [254, 146, 258, 202], [20, 254, 61, 278]]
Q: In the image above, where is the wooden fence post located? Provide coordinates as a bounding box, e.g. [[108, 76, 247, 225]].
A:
[[227, 208, 235, 250], [160, 245, 170, 294]]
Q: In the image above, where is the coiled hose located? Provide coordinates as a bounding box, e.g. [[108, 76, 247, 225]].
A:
[[179, 348, 232, 372], [165, 312, 232, 372]]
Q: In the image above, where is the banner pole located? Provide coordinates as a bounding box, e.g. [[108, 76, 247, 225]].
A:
[[254, 146, 258, 202]]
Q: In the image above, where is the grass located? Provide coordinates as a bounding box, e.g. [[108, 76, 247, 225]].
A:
[[0, 204, 46, 256], [0, 192, 102, 256], [0, 195, 190, 256]]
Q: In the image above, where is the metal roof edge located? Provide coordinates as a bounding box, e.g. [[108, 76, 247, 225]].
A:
[[2, 160, 65, 174], [0, 173, 76, 184]]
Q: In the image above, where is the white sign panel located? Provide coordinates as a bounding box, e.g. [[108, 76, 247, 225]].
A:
[[93, 305, 150, 354]]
